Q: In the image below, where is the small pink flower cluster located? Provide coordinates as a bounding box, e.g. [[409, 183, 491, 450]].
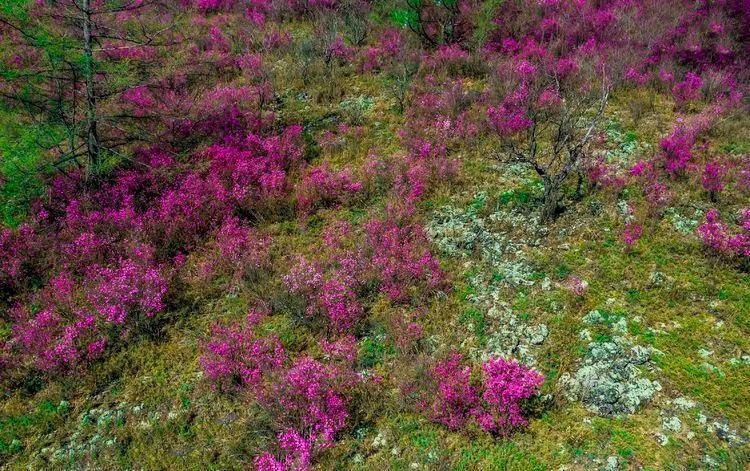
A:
[[6, 246, 168, 373], [423, 352, 544, 435], [364, 217, 445, 303], [566, 275, 589, 296], [622, 222, 643, 248], [200, 310, 286, 393], [87, 253, 168, 325], [660, 125, 696, 175], [121, 86, 155, 116], [296, 164, 362, 216], [587, 159, 625, 191], [284, 256, 363, 331], [697, 208, 750, 259], [361, 28, 404, 72], [672, 72, 704, 108], [283, 216, 445, 331], [487, 104, 533, 137], [188, 217, 273, 289], [701, 161, 726, 198]]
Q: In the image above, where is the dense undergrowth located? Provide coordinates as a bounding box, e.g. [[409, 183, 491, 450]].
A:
[[1, 0, 749, 469]]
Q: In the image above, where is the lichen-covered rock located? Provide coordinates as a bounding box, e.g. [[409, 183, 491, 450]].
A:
[[662, 416, 682, 433], [560, 337, 661, 415], [562, 312, 661, 416], [465, 272, 548, 366], [427, 204, 506, 261], [426, 198, 537, 287]]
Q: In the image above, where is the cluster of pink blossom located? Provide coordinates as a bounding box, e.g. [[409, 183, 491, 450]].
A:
[[428, 352, 479, 430], [660, 124, 698, 175], [187, 217, 273, 291], [361, 29, 405, 73], [566, 275, 589, 297], [672, 72, 704, 107], [6, 255, 168, 373], [200, 310, 286, 392], [587, 159, 626, 191], [201, 325, 357, 470], [295, 164, 362, 216], [86, 251, 168, 326], [364, 217, 445, 303], [697, 208, 750, 260], [283, 256, 362, 331], [622, 222, 644, 249], [282, 216, 444, 331], [421, 352, 544, 436], [121, 86, 156, 116], [702, 161, 727, 200], [487, 104, 532, 137]]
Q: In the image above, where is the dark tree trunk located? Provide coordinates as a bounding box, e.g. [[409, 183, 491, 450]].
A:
[[82, 0, 100, 180], [541, 177, 561, 222]]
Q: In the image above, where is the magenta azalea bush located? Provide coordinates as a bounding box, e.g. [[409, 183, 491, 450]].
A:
[[697, 208, 750, 260], [423, 352, 544, 436], [200, 310, 285, 393]]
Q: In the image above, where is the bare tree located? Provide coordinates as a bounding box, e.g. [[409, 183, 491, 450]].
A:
[[0, 0, 180, 182], [396, 0, 478, 48], [490, 58, 610, 222]]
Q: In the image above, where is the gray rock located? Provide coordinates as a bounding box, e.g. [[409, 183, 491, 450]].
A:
[[604, 455, 619, 471], [672, 397, 696, 410], [663, 416, 682, 433], [560, 337, 661, 416]]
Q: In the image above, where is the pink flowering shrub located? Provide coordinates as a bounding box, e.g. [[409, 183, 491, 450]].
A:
[[265, 356, 352, 442], [200, 314, 359, 467], [566, 275, 589, 297], [86, 250, 168, 326], [474, 357, 545, 435], [213, 217, 272, 280], [0, 224, 40, 292], [3, 242, 168, 375], [9, 305, 103, 373], [121, 86, 155, 116], [296, 164, 362, 216], [252, 355, 358, 469], [283, 255, 325, 298], [360, 28, 405, 72], [487, 104, 532, 137], [421, 353, 543, 435], [672, 72, 704, 108], [698, 209, 729, 252], [660, 125, 696, 175], [427, 352, 480, 430], [587, 159, 625, 191], [187, 217, 273, 291], [284, 257, 362, 331], [200, 310, 286, 393], [702, 161, 727, 201], [622, 222, 644, 249], [697, 208, 750, 261], [314, 276, 362, 332], [282, 215, 445, 331], [364, 217, 445, 303], [254, 429, 314, 471]]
